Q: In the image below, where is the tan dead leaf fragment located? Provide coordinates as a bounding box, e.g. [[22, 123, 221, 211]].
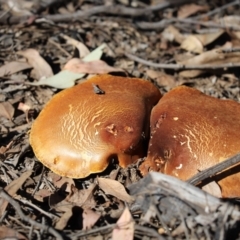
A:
[[82, 209, 101, 230], [66, 184, 96, 209], [181, 30, 224, 53], [0, 170, 32, 217], [0, 60, 32, 77], [2, 0, 33, 16], [217, 16, 240, 40], [202, 181, 222, 198], [0, 226, 27, 240], [178, 43, 240, 77], [0, 102, 14, 120], [26, 43, 106, 89], [54, 201, 73, 230], [18, 102, 31, 113], [195, 30, 224, 46], [17, 49, 53, 80], [112, 207, 134, 240], [178, 4, 208, 19], [97, 178, 134, 203], [161, 25, 185, 44], [146, 69, 177, 90], [48, 172, 75, 193], [61, 34, 90, 58], [33, 189, 52, 202], [181, 35, 203, 53], [63, 58, 123, 74]]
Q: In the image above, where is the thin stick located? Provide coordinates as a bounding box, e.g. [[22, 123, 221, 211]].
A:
[[125, 52, 240, 70], [136, 17, 240, 31], [187, 153, 240, 185], [0, 188, 63, 240], [193, 0, 240, 20], [0, 0, 191, 24]]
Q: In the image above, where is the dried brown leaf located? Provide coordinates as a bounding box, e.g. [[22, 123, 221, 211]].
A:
[[112, 207, 134, 240], [146, 69, 177, 89], [178, 43, 240, 77], [33, 189, 52, 202], [2, 0, 33, 16], [61, 34, 90, 58], [202, 181, 222, 198], [17, 49, 53, 80], [54, 203, 73, 230], [0, 170, 32, 217], [195, 30, 224, 46], [0, 226, 27, 240], [98, 178, 134, 203], [178, 4, 208, 19], [66, 184, 96, 209], [0, 61, 32, 77], [18, 102, 31, 114], [0, 102, 15, 120], [82, 209, 101, 230], [161, 25, 185, 44], [63, 58, 123, 74], [48, 172, 75, 193], [181, 35, 203, 53]]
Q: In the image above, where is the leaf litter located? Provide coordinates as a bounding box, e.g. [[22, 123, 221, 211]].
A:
[[0, 0, 240, 239]]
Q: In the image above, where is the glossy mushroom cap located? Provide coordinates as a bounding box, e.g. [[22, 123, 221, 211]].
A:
[[30, 74, 161, 178], [140, 86, 240, 197]]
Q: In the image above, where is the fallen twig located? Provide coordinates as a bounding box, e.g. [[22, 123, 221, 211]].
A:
[[0, 0, 191, 25], [136, 17, 240, 31], [187, 153, 240, 185], [0, 188, 63, 240], [125, 52, 240, 70]]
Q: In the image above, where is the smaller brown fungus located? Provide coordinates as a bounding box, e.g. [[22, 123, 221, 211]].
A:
[[140, 86, 240, 198], [30, 74, 161, 178]]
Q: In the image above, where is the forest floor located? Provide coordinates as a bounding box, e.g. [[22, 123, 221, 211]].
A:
[[0, 0, 240, 239]]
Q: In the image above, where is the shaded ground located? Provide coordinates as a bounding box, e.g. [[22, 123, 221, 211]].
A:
[[0, 0, 240, 239]]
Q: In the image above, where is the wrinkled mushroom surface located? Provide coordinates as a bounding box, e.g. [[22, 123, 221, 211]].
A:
[[140, 86, 240, 197], [30, 74, 161, 178]]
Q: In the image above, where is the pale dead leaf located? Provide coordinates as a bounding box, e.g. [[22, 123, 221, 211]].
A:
[[202, 181, 222, 198], [26, 70, 84, 89], [181, 35, 203, 53], [216, 16, 240, 40], [142, 204, 157, 222], [178, 4, 208, 19], [66, 184, 96, 209], [2, 0, 33, 16], [63, 58, 123, 74], [0, 102, 15, 120], [112, 207, 134, 240], [33, 189, 52, 202], [82, 209, 101, 230], [146, 70, 177, 90], [18, 102, 31, 114], [26, 44, 106, 89], [0, 226, 27, 240], [0, 170, 32, 217], [54, 202, 73, 230], [61, 34, 90, 58], [48, 172, 75, 193], [0, 61, 32, 77], [161, 25, 185, 44], [195, 30, 224, 46], [98, 178, 134, 203], [17, 49, 53, 80], [178, 43, 240, 77]]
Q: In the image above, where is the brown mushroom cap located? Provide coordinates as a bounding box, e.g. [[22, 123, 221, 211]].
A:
[[140, 85, 240, 197], [30, 74, 161, 178]]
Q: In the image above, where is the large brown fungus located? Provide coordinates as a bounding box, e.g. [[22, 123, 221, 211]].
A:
[[30, 74, 161, 178], [140, 86, 240, 197]]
